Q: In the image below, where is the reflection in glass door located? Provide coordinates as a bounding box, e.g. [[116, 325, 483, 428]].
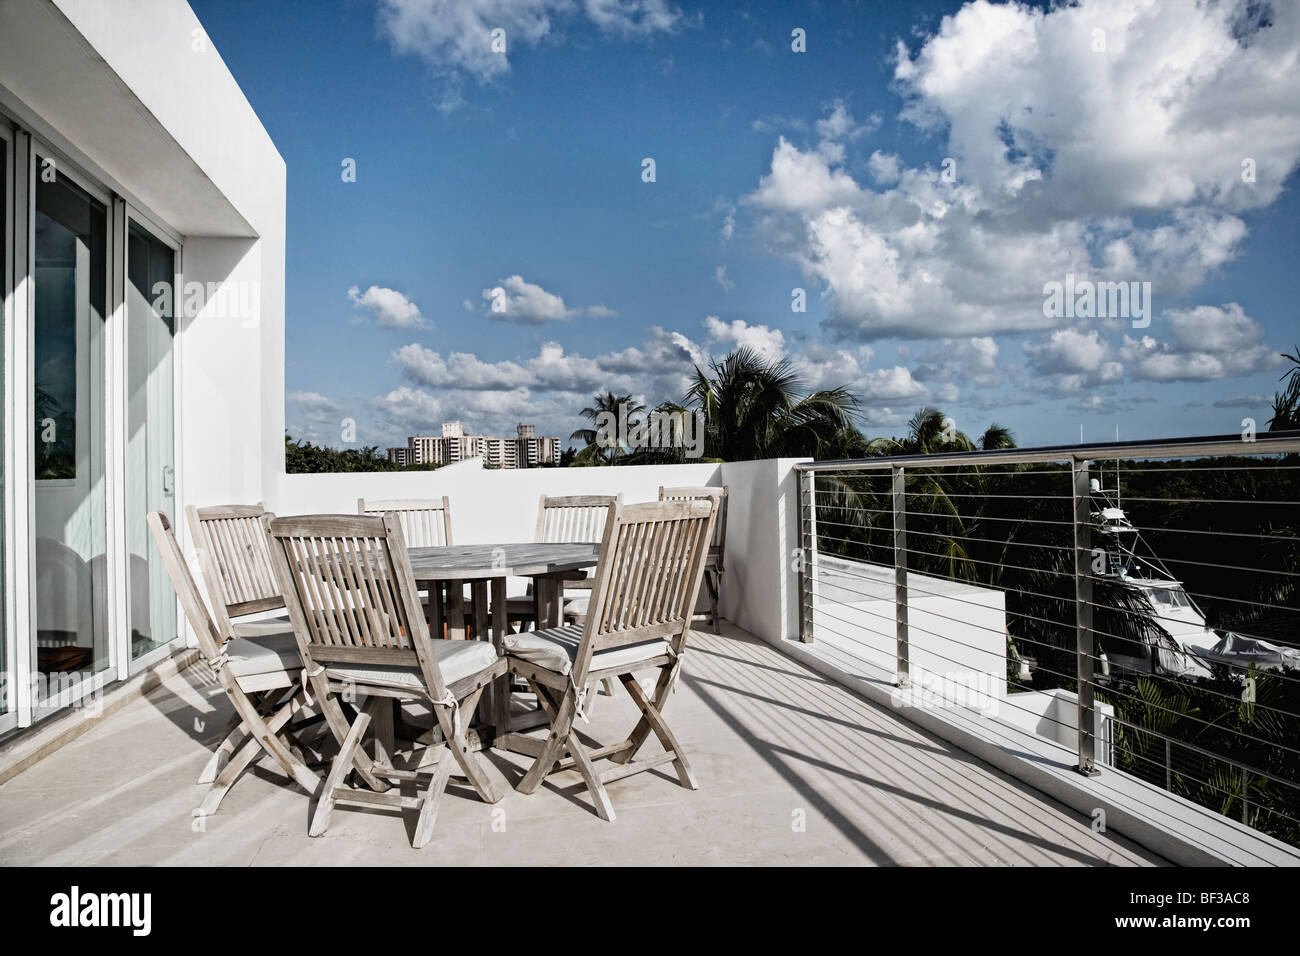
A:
[[32, 162, 109, 700], [126, 220, 176, 661]]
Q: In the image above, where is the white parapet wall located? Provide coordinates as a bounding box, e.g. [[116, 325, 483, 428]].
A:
[[810, 554, 1007, 714], [1001, 688, 1115, 766], [271, 456, 810, 650]]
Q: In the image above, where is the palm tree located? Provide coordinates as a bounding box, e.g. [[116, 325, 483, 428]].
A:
[[569, 392, 646, 466], [979, 423, 1016, 450], [1268, 345, 1300, 430], [682, 347, 862, 461]]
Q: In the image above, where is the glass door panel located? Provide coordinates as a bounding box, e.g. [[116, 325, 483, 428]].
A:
[[0, 133, 8, 720], [125, 220, 176, 660], [33, 163, 109, 700]]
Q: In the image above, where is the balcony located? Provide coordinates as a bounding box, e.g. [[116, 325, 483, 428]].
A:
[[1, 434, 1297, 866], [0, 622, 1164, 866]]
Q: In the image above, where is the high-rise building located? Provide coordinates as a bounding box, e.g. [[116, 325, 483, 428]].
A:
[[398, 423, 559, 469]]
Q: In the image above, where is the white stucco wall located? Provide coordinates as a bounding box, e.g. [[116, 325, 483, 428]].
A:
[[273, 458, 808, 645], [19, 0, 290, 514]]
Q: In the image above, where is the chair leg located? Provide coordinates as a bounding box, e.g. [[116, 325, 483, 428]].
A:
[[310, 709, 372, 838], [198, 711, 246, 785], [440, 688, 503, 805], [411, 754, 454, 849], [620, 673, 697, 790], [708, 570, 721, 634], [566, 735, 616, 822], [315, 686, 390, 793], [613, 662, 680, 765], [241, 684, 319, 789], [196, 733, 264, 816], [517, 692, 578, 795]]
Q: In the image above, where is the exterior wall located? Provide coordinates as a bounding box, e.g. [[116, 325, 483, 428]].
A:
[[273, 459, 722, 544], [36, 0, 288, 513], [810, 554, 1008, 712], [717, 458, 806, 646], [0, 0, 287, 700]]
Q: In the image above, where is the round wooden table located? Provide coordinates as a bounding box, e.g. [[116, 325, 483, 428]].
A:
[[406, 542, 600, 744]]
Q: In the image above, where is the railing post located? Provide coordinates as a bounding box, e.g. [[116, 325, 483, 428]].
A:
[[893, 465, 910, 688], [798, 468, 815, 643], [1072, 457, 1099, 776]]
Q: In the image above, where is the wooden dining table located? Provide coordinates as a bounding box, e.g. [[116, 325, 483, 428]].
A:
[[406, 542, 601, 746]]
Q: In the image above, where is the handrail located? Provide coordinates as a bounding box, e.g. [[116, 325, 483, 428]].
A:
[[794, 430, 1300, 472]]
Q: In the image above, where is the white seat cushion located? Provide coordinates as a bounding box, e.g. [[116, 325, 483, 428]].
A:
[[230, 613, 292, 638], [226, 631, 302, 678], [563, 597, 590, 618], [326, 639, 498, 691], [504, 625, 669, 677]]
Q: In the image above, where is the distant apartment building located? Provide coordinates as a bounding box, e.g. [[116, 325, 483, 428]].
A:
[[389, 423, 559, 469]]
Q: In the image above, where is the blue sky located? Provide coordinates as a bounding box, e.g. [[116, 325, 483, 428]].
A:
[[189, 0, 1300, 451]]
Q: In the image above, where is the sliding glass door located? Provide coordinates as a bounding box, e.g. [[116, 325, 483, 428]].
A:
[[0, 126, 10, 730], [125, 218, 177, 664], [0, 123, 185, 735], [32, 161, 110, 703]]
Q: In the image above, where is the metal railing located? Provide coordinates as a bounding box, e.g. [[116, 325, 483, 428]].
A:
[[795, 431, 1300, 846]]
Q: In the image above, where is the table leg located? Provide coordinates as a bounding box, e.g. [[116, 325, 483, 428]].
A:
[[491, 577, 511, 743], [427, 579, 445, 638], [446, 579, 466, 639], [533, 574, 563, 629], [471, 580, 492, 728]]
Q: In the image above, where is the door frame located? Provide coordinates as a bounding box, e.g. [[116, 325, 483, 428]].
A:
[[120, 203, 184, 676], [0, 119, 17, 735]]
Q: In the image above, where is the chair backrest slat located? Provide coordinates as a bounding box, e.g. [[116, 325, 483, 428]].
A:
[[265, 513, 450, 697], [358, 497, 453, 548], [658, 486, 728, 560], [535, 494, 619, 544], [569, 498, 716, 683], [186, 503, 285, 636]]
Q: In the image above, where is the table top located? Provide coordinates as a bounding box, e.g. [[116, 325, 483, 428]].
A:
[[407, 542, 600, 580]]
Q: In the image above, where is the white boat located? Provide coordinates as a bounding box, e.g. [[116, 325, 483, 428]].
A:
[[1089, 480, 1298, 679]]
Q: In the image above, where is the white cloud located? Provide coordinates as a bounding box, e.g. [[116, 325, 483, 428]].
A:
[[703, 316, 786, 362], [392, 344, 526, 390], [867, 149, 902, 186], [377, 0, 681, 89], [1121, 303, 1281, 382], [855, 366, 928, 403], [713, 265, 734, 294], [480, 274, 611, 324], [348, 284, 428, 329], [743, 0, 1300, 351], [746, 138, 867, 214]]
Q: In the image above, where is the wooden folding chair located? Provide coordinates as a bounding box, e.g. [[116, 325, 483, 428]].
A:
[[358, 496, 453, 546], [505, 494, 621, 625], [146, 512, 320, 816], [186, 503, 322, 782], [659, 486, 728, 633], [358, 496, 477, 640], [500, 497, 717, 821], [264, 513, 506, 848]]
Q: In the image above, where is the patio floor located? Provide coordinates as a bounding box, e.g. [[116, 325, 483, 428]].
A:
[[0, 623, 1166, 866]]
